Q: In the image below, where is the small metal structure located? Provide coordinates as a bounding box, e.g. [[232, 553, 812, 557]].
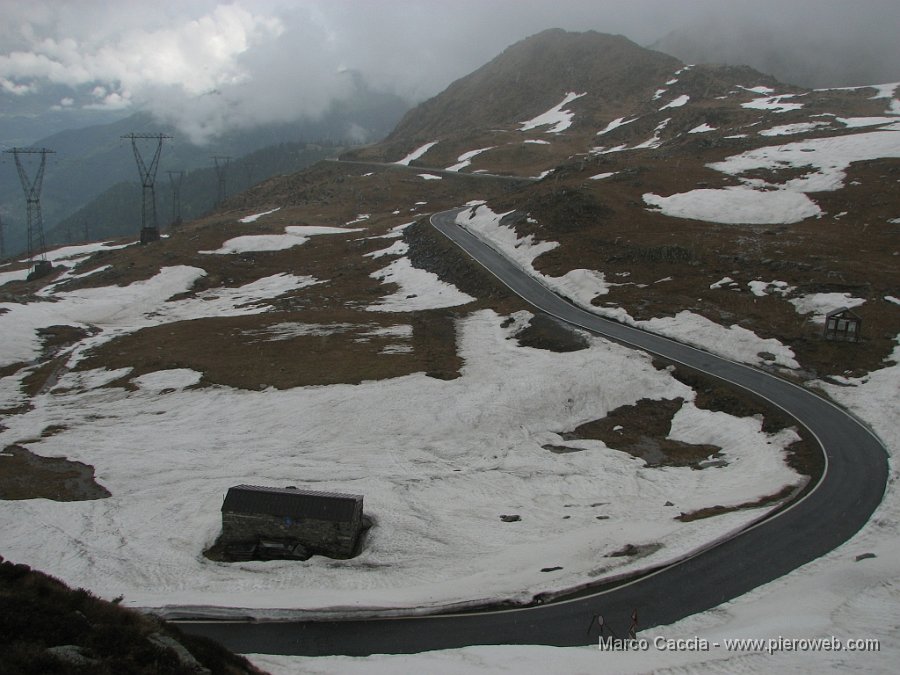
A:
[[211, 155, 232, 204], [122, 133, 172, 243], [167, 170, 185, 228], [824, 307, 862, 342], [220, 485, 365, 560], [243, 160, 257, 187], [4, 147, 55, 279]]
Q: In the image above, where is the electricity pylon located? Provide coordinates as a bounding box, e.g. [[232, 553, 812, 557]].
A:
[[122, 133, 172, 243], [4, 147, 55, 279], [243, 160, 257, 187], [167, 170, 185, 228], [212, 155, 231, 204]]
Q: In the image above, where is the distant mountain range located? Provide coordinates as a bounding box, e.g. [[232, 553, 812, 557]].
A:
[[0, 76, 409, 257]]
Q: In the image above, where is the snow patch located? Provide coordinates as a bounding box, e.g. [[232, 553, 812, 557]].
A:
[[446, 147, 494, 172], [519, 92, 586, 134], [201, 226, 362, 255], [396, 141, 438, 166], [660, 94, 690, 110], [239, 207, 281, 223], [789, 293, 866, 323], [134, 369, 203, 391], [742, 95, 804, 113], [365, 240, 409, 259], [760, 121, 830, 136], [597, 117, 639, 136], [643, 187, 822, 225], [748, 280, 793, 297], [367, 258, 474, 312]]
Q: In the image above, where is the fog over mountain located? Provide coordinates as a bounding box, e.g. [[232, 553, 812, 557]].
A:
[[1, 0, 898, 145]]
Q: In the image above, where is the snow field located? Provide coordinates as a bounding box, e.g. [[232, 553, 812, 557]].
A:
[[642, 91, 900, 226], [0, 307, 803, 614], [249, 337, 900, 675], [789, 292, 866, 323], [0, 223, 804, 616]]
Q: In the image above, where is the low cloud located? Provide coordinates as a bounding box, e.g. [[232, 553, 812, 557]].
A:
[[1, 0, 897, 144]]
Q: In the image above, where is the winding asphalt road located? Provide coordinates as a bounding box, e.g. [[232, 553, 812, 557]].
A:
[[177, 207, 888, 656]]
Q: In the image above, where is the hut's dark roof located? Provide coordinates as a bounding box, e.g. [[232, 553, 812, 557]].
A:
[[222, 485, 362, 522], [825, 307, 862, 320]]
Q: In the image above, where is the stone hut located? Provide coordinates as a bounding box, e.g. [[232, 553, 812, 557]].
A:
[[824, 307, 862, 342], [220, 485, 364, 559]]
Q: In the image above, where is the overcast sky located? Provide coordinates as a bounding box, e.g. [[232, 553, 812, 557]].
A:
[[1, 0, 898, 143]]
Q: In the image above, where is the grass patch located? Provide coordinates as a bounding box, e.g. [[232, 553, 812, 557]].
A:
[[563, 398, 723, 468], [676, 485, 797, 522], [0, 445, 110, 501]]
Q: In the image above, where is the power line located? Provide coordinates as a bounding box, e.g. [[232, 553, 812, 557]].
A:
[[122, 133, 172, 243], [4, 147, 55, 279], [167, 170, 185, 228], [211, 155, 232, 205]]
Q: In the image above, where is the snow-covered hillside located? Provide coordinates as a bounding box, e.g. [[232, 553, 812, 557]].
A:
[[0, 208, 805, 616], [1, 28, 897, 674]]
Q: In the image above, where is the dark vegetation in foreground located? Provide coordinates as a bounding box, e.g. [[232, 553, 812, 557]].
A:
[[0, 556, 264, 675]]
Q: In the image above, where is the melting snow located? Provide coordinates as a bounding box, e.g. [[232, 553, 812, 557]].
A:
[[519, 92, 586, 133], [742, 95, 804, 113], [367, 257, 474, 312], [200, 226, 362, 255], [660, 94, 690, 110], [597, 117, 639, 136], [710, 127, 900, 193], [748, 280, 793, 297], [239, 207, 281, 223], [789, 293, 866, 323], [646, 121, 900, 225], [633, 118, 671, 150], [710, 277, 737, 289], [643, 187, 822, 225], [365, 240, 409, 258], [740, 85, 776, 95], [396, 141, 438, 166], [760, 121, 830, 136], [836, 116, 898, 128], [134, 369, 203, 391], [0, 307, 803, 615], [446, 147, 494, 172]]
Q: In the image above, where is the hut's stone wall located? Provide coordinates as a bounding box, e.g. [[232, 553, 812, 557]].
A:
[[221, 504, 362, 559]]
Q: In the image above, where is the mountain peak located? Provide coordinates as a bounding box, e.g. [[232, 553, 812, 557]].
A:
[[380, 29, 682, 145]]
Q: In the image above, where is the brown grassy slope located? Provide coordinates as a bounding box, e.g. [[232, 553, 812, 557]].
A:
[[0, 556, 263, 675], [5, 164, 523, 394]]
